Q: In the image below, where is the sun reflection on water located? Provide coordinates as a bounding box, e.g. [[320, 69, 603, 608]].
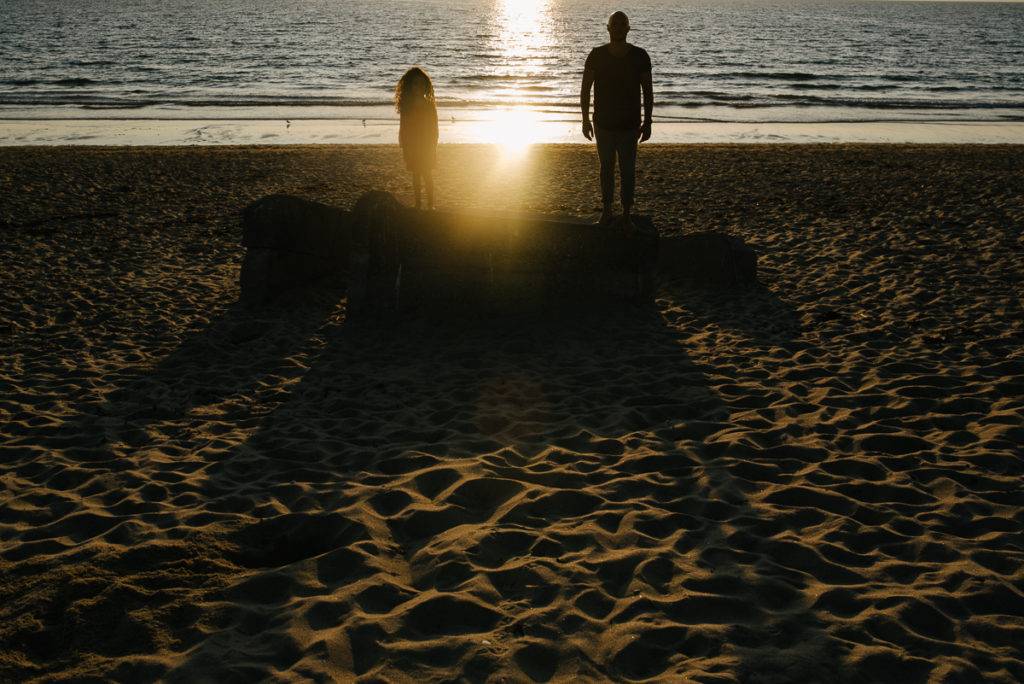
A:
[[496, 0, 553, 60], [482, 0, 553, 156]]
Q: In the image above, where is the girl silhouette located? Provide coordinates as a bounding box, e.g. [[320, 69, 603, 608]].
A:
[[395, 67, 439, 210]]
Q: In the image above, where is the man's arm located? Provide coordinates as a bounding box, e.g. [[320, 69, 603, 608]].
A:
[[580, 67, 595, 141], [639, 70, 653, 142]]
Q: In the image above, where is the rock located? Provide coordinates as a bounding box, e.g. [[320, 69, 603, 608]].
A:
[[657, 232, 757, 289], [239, 195, 352, 305], [346, 191, 407, 318], [346, 191, 658, 319], [238, 191, 742, 314]]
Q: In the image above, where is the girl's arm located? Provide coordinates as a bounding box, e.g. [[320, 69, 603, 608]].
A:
[[431, 105, 439, 144]]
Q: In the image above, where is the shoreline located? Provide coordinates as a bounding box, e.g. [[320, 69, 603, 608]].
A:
[[2, 110, 1024, 146]]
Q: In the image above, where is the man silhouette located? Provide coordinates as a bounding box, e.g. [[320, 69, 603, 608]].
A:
[[581, 11, 653, 227]]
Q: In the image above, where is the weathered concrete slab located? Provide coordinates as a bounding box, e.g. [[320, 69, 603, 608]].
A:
[[345, 192, 658, 318], [239, 191, 758, 315], [240, 195, 352, 304]]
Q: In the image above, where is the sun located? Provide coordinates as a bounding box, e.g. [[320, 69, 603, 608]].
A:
[[472, 107, 544, 160], [492, 108, 543, 158]]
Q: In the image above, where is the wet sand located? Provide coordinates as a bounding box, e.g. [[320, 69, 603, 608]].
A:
[[2, 114, 1024, 146], [2, 144, 1023, 682]]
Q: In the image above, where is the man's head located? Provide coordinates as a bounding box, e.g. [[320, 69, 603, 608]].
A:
[[607, 11, 630, 42]]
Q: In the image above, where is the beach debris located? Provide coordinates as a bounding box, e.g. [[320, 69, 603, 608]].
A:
[[240, 191, 758, 315], [345, 191, 658, 318], [239, 194, 352, 305]]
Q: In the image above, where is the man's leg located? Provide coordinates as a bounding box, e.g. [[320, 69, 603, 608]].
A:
[[595, 127, 617, 223], [412, 172, 422, 209], [617, 130, 639, 222]]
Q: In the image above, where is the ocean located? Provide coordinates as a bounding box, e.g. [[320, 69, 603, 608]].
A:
[[1, 0, 1023, 144]]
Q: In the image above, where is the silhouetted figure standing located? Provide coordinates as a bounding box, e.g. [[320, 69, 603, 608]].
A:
[[581, 11, 653, 227], [395, 67, 439, 210]]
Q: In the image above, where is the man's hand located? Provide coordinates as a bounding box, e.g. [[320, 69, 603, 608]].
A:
[[580, 66, 595, 141], [638, 121, 652, 143]]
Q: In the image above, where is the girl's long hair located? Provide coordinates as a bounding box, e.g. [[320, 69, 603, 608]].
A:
[[394, 66, 436, 114]]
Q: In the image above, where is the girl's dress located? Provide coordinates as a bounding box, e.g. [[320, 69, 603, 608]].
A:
[[399, 98, 438, 173]]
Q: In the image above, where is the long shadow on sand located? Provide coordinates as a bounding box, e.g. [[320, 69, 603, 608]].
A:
[[5, 275, 869, 681], [157, 287, 855, 682], [0, 287, 346, 679]]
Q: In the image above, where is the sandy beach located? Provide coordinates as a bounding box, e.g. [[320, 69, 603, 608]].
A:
[[2, 143, 1023, 682]]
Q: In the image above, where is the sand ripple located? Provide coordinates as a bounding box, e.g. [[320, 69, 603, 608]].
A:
[[1, 144, 1022, 682]]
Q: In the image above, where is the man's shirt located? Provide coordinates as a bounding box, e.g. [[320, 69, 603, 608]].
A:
[[585, 44, 652, 131]]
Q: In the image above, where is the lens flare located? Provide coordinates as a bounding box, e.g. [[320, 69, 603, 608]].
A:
[[468, 107, 543, 159]]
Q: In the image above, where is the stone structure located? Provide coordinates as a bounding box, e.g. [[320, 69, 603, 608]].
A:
[[346, 191, 658, 318], [239, 191, 757, 315], [239, 194, 352, 305]]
